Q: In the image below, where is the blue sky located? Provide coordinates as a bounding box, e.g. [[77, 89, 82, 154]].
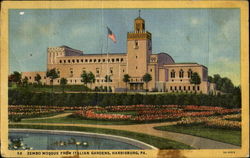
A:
[[9, 9, 240, 85]]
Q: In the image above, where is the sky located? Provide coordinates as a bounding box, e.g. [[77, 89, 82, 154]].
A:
[[9, 9, 240, 85]]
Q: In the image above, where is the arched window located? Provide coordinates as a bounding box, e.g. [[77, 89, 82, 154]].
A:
[[179, 69, 184, 78], [188, 69, 193, 78], [171, 70, 175, 78], [135, 40, 139, 49]]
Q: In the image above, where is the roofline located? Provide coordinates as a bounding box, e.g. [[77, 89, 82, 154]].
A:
[[157, 52, 175, 63], [165, 63, 208, 69], [82, 53, 127, 56]]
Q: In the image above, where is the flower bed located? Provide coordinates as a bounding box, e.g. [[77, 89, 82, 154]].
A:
[[183, 105, 224, 111], [178, 115, 241, 130], [75, 109, 132, 120], [8, 105, 83, 121], [9, 104, 241, 126], [73, 105, 241, 123]]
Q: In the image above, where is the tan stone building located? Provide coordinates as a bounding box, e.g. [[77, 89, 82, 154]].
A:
[[22, 14, 215, 94]]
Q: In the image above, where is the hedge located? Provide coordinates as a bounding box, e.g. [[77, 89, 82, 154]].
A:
[[8, 89, 241, 108]]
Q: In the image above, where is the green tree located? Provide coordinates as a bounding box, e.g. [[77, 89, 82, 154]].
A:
[[10, 71, 22, 86], [123, 74, 130, 93], [189, 72, 201, 93], [21, 76, 29, 87], [208, 76, 213, 83], [88, 72, 95, 90], [142, 73, 152, 94], [34, 73, 42, 85], [60, 78, 68, 93], [209, 74, 236, 93], [81, 71, 89, 87], [46, 68, 59, 93], [81, 71, 95, 91], [220, 77, 234, 93], [104, 75, 111, 82]]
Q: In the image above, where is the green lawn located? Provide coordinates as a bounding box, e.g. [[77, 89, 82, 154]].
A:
[[21, 115, 175, 125], [21, 116, 137, 125], [9, 124, 193, 149], [9, 112, 66, 122], [154, 124, 241, 146]]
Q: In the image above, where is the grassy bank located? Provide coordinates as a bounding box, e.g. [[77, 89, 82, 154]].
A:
[[9, 124, 193, 149], [154, 124, 241, 146], [20, 115, 177, 125]]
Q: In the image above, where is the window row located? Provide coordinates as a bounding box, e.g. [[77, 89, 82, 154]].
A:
[[27, 76, 46, 80], [55, 78, 113, 84], [170, 69, 193, 78], [59, 58, 124, 64], [169, 85, 200, 91], [49, 52, 63, 57], [130, 78, 143, 82], [69, 67, 121, 76]]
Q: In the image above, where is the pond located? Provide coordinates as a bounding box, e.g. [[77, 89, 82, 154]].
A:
[[9, 129, 156, 150]]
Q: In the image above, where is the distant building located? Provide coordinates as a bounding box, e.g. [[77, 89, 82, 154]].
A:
[[22, 13, 215, 94]]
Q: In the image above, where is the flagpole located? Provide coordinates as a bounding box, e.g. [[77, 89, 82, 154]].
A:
[[106, 30, 109, 92]]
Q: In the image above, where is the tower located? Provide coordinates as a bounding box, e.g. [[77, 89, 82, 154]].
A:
[[127, 11, 152, 80]]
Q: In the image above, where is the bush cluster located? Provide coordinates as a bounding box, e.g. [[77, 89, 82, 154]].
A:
[[9, 90, 241, 108]]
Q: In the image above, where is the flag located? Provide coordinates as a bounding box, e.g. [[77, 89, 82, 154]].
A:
[[107, 27, 117, 43]]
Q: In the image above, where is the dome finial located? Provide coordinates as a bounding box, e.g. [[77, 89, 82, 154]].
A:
[[139, 9, 141, 17]]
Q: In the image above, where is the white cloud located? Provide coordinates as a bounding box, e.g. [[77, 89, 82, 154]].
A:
[[19, 12, 25, 15]]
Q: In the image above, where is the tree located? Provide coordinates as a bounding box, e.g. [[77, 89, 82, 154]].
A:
[[81, 71, 89, 87], [9, 71, 22, 86], [123, 74, 130, 93], [22, 76, 29, 87], [34, 74, 42, 85], [46, 68, 59, 93], [104, 75, 111, 82], [189, 72, 201, 93], [81, 71, 95, 91], [60, 78, 67, 93], [220, 77, 234, 93], [208, 74, 236, 93], [88, 72, 95, 90], [208, 76, 213, 83], [143, 73, 152, 94]]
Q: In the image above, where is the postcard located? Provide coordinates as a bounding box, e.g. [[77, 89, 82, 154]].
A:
[[1, 0, 249, 158]]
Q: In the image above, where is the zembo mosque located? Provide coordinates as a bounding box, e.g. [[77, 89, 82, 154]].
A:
[[22, 13, 216, 94]]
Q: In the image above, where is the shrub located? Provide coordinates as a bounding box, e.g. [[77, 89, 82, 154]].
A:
[[8, 89, 241, 108]]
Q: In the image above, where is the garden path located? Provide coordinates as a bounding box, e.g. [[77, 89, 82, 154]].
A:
[[22, 113, 72, 120], [12, 121, 240, 149]]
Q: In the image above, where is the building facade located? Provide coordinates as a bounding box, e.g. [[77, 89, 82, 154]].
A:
[[22, 14, 215, 94]]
